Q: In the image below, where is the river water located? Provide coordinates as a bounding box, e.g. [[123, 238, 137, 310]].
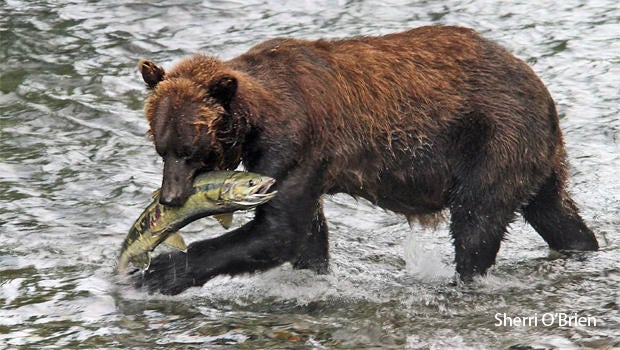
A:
[[1, 1, 618, 349]]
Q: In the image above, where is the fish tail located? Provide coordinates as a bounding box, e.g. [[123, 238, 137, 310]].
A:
[[116, 252, 151, 274], [116, 254, 130, 275]]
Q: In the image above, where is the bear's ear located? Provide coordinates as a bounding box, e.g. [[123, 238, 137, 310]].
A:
[[208, 75, 238, 109], [138, 59, 165, 89]]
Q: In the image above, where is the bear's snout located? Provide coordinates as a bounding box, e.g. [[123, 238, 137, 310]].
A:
[[160, 156, 195, 207], [160, 186, 189, 207]]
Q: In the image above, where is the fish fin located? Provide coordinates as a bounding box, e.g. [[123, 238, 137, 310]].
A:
[[151, 188, 161, 199], [213, 213, 233, 229], [163, 232, 187, 251]]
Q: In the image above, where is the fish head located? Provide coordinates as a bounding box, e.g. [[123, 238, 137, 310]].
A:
[[219, 172, 277, 206]]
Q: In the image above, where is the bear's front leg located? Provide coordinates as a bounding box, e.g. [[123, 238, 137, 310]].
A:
[[136, 174, 323, 294], [292, 199, 329, 273], [135, 215, 296, 295], [136, 249, 195, 295]]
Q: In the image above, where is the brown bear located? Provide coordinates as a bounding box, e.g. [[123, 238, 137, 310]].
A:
[[135, 25, 598, 295]]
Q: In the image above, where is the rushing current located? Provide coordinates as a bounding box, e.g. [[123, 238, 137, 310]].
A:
[[1, 1, 618, 348]]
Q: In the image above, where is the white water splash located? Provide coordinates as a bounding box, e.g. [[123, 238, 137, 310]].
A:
[[403, 222, 454, 282]]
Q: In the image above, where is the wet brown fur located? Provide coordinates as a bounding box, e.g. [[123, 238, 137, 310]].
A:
[[136, 26, 598, 294], [148, 27, 559, 211]]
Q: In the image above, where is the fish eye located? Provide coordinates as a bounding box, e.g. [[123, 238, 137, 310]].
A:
[[248, 179, 256, 187]]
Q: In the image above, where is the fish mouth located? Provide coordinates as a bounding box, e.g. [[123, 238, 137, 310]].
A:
[[232, 178, 277, 206]]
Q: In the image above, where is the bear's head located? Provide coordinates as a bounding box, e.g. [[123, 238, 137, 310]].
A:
[[139, 58, 246, 206]]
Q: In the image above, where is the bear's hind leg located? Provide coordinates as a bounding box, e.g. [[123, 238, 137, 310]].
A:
[[292, 200, 329, 273], [522, 172, 598, 251], [450, 200, 516, 281]]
